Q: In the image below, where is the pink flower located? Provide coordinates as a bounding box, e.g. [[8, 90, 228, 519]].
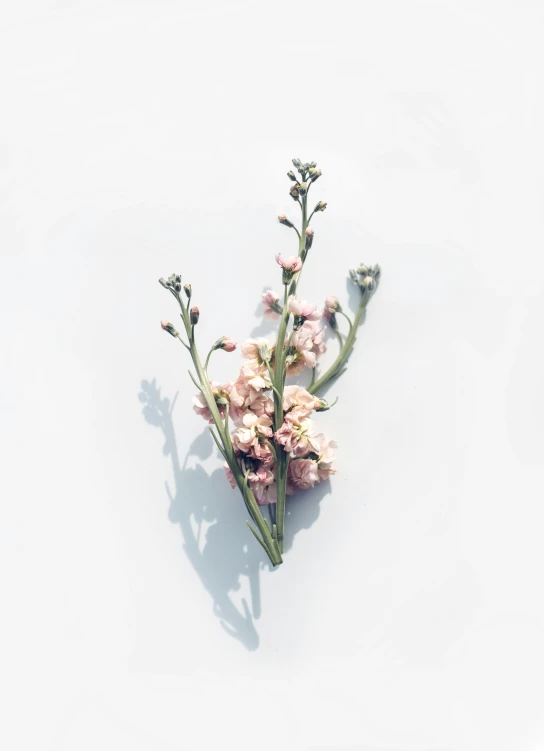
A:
[[232, 411, 273, 458], [305, 227, 314, 239], [313, 433, 338, 481], [219, 336, 237, 352], [229, 363, 273, 421], [275, 411, 322, 457], [322, 295, 339, 321], [192, 381, 232, 423], [286, 320, 326, 375], [248, 464, 277, 505], [288, 458, 320, 490], [262, 290, 281, 320], [283, 385, 320, 417], [241, 338, 273, 366], [275, 253, 302, 273], [288, 296, 320, 321]]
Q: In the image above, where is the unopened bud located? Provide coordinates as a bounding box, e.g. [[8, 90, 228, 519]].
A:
[[298, 181, 308, 196], [305, 226, 314, 250], [174, 282, 182, 292], [183, 283, 192, 298], [216, 336, 237, 352], [292, 158, 302, 169], [372, 263, 382, 279], [314, 200, 327, 212], [278, 214, 294, 228], [158, 277, 169, 288], [190, 306, 200, 325], [309, 161, 317, 168], [316, 396, 338, 412], [349, 269, 358, 283], [287, 170, 297, 182], [357, 264, 369, 277], [289, 184, 300, 200], [161, 320, 178, 337], [361, 275, 376, 291], [308, 167, 322, 182]]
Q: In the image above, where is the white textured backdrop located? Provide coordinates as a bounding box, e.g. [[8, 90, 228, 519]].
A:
[[1, 1, 544, 750]]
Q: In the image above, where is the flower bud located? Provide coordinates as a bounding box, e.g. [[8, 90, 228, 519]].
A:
[[349, 269, 358, 283], [372, 263, 381, 279], [289, 184, 300, 200], [278, 214, 294, 228], [258, 342, 272, 363], [361, 275, 376, 291], [161, 320, 178, 337], [190, 306, 200, 325], [309, 161, 317, 168], [308, 167, 322, 182], [298, 181, 308, 196], [292, 158, 302, 169], [314, 200, 327, 212], [305, 226, 314, 250], [158, 277, 169, 288], [315, 396, 338, 412], [357, 264, 368, 277], [287, 170, 297, 182], [216, 336, 237, 352], [174, 282, 182, 292], [183, 283, 192, 298]]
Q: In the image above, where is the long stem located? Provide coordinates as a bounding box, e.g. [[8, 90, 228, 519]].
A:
[[308, 290, 370, 395], [273, 193, 308, 552]]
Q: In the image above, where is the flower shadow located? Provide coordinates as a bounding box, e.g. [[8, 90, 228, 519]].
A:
[[138, 377, 330, 651]]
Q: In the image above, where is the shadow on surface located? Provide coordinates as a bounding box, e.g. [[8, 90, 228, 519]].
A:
[[138, 378, 330, 650]]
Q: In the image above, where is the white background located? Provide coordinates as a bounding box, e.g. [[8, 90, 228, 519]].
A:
[[1, 1, 544, 749]]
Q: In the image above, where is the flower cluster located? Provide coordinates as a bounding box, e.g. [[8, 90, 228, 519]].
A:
[[158, 157, 380, 567]]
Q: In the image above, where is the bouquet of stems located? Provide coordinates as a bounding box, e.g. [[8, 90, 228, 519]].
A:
[[158, 158, 380, 567]]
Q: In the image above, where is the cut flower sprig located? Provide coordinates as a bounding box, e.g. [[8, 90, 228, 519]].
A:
[[158, 158, 380, 566]]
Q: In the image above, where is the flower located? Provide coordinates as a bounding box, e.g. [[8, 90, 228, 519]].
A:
[[287, 320, 326, 374], [288, 458, 320, 490], [232, 411, 273, 459], [262, 289, 281, 320], [193, 381, 232, 423], [322, 295, 340, 322], [275, 254, 302, 273], [283, 385, 320, 417], [275, 411, 322, 457], [218, 336, 237, 352], [288, 296, 320, 321], [241, 338, 274, 366], [314, 434, 338, 481], [248, 464, 277, 505]]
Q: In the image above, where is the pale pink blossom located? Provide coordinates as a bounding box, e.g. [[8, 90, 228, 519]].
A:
[[288, 296, 320, 321], [192, 381, 232, 423], [305, 227, 314, 239], [322, 295, 339, 321], [283, 385, 320, 417], [288, 458, 320, 490], [229, 363, 273, 421], [275, 411, 322, 457], [275, 253, 302, 272], [286, 320, 326, 375], [313, 433, 338, 481], [262, 290, 281, 320], [241, 338, 273, 366], [248, 464, 277, 505], [232, 411, 273, 457]]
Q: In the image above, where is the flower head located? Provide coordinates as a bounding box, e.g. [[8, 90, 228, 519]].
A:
[[288, 296, 320, 322], [283, 385, 320, 417], [262, 289, 281, 320], [276, 253, 302, 284], [216, 336, 237, 352]]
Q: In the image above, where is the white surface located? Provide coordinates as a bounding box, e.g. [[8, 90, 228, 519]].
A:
[[1, 1, 544, 750]]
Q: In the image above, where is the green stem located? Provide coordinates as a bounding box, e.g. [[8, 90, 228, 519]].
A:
[[273, 194, 308, 552], [308, 291, 370, 396]]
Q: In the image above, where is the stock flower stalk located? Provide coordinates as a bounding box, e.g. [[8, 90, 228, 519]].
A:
[[157, 158, 380, 566]]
